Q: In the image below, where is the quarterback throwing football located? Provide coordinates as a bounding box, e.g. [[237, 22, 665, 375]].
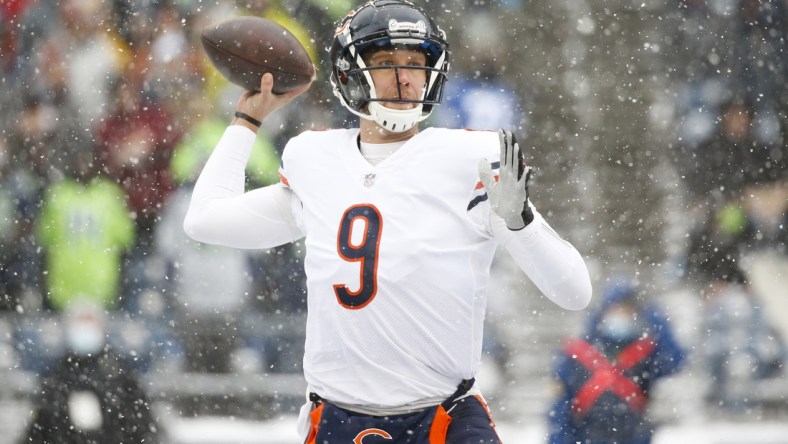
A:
[[184, 1, 592, 442]]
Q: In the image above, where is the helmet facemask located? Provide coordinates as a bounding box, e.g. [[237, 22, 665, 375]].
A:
[[330, 1, 450, 133]]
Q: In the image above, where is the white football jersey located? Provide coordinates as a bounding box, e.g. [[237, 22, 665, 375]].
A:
[[184, 125, 591, 412], [279, 127, 502, 407]]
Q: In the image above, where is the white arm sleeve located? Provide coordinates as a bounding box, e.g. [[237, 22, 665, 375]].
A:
[[183, 125, 304, 249], [491, 204, 592, 310]]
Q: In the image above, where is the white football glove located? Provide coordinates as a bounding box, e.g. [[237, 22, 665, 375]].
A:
[[478, 129, 534, 230]]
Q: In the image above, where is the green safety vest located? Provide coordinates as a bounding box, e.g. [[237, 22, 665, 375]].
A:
[[37, 177, 135, 310]]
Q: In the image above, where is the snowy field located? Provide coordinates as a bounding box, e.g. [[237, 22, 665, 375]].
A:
[[165, 415, 788, 444]]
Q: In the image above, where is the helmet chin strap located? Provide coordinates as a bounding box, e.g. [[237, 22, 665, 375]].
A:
[[367, 102, 426, 133]]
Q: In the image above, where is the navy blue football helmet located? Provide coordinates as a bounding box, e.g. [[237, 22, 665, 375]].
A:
[[329, 0, 450, 132]]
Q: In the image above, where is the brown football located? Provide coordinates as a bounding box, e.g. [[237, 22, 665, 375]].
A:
[[200, 16, 315, 94]]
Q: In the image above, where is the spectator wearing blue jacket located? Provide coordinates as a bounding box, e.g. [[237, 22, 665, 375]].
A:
[[547, 279, 686, 444]]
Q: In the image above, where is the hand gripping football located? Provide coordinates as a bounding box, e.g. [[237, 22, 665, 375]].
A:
[[200, 16, 315, 94]]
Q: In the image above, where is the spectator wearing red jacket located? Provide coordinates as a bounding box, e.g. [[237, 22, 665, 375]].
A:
[[95, 73, 182, 238]]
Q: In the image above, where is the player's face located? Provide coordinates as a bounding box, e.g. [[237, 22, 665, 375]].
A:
[[365, 48, 428, 110]]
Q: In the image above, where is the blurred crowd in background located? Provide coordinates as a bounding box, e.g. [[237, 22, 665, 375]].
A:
[[0, 0, 787, 442]]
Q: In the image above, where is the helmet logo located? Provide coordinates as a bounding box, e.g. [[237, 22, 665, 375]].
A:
[[388, 19, 426, 35]]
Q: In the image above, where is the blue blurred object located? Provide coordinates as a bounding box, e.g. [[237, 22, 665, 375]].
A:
[[13, 315, 64, 375], [12, 310, 184, 376], [431, 75, 523, 132], [547, 277, 686, 444]]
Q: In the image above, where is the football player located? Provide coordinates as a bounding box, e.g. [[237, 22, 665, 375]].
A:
[[184, 1, 592, 442]]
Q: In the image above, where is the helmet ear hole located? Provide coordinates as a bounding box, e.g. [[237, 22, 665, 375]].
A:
[[338, 71, 348, 84]]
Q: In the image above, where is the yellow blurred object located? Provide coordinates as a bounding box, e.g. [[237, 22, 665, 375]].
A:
[[716, 203, 747, 236], [262, 6, 318, 69]]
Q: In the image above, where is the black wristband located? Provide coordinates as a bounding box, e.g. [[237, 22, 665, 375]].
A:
[[234, 111, 262, 128]]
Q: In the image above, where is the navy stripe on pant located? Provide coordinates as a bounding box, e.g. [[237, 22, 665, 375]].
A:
[[445, 396, 502, 443]]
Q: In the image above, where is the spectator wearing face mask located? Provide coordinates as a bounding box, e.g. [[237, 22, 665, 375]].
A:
[[20, 302, 162, 444], [547, 280, 686, 444]]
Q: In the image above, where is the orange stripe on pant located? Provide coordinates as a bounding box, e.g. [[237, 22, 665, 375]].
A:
[[428, 405, 451, 444], [305, 403, 324, 444]]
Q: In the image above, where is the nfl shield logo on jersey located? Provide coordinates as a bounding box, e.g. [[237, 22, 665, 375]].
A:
[[364, 173, 377, 187]]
